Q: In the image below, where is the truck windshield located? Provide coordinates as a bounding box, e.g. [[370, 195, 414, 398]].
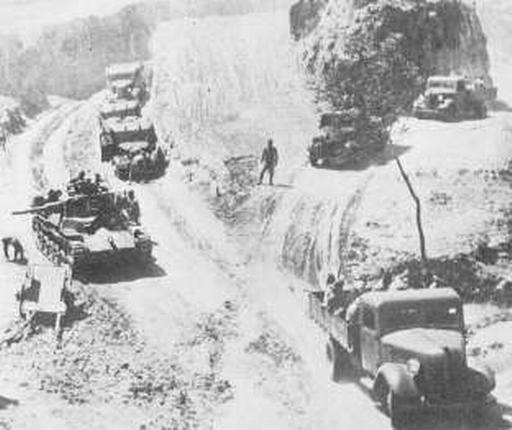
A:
[[320, 116, 354, 128], [427, 80, 458, 90], [383, 302, 461, 332], [386, 306, 420, 331], [424, 304, 461, 327], [109, 72, 135, 81]]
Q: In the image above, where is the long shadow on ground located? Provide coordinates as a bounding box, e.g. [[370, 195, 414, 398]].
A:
[[316, 143, 410, 173], [75, 260, 166, 285], [0, 395, 18, 410]]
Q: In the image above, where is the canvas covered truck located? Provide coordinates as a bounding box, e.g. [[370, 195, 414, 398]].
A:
[[412, 76, 496, 121], [99, 116, 157, 162], [99, 116, 168, 182], [308, 109, 387, 168], [112, 142, 168, 182], [307, 287, 495, 428], [99, 99, 141, 122], [105, 62, 148, 103]]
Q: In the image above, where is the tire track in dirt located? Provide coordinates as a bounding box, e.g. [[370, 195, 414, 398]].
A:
[[29, 102, 82, 192]]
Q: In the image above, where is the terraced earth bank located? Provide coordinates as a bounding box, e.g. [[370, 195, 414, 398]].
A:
[[0, 1, 511, 430]]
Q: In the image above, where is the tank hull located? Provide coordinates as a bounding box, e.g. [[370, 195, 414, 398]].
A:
[[32, 215, 153, 270]]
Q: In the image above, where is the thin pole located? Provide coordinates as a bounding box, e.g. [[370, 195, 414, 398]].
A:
[[395, 156, 427, 264]]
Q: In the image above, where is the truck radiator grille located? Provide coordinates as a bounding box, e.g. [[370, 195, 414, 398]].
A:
[[424, 351, 466, 402]]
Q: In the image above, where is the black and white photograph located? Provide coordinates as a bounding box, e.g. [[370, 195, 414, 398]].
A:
[[0, 0, 510, 429]]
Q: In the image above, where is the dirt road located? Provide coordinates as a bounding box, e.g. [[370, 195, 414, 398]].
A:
[[0, 3, 512, 430]]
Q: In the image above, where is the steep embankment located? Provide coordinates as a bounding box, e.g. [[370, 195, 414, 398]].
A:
[[478, 0, 512, 105], [149, 10, 318, 211]]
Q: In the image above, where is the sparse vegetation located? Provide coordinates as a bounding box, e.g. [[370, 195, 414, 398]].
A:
[[0, 2, 166, 115]]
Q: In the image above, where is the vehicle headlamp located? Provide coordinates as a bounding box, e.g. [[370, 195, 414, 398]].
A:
[[407, 358, 421, 375]]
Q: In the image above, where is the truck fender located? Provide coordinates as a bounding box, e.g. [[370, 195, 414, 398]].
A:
[[373, 362, 419, 400], [467, 358, 496, 394]]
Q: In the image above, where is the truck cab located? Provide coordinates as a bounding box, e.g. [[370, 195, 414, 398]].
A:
[[353, 288, 464, 375], [308, 287, 495, 427], [308, 109, 386, 168], [105, 62, 147, 102], [413, 76, 488, 121]]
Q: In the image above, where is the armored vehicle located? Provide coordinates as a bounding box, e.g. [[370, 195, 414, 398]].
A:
[[308, 109, 387, 168], [105, 62, 147, 102], [100, 116, 157, 162], [413, 76, 491, 121], [308, 287, 495, 427], [13, 187, 153, 270]]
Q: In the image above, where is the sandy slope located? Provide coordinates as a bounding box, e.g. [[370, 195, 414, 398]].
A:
[[0, 3, 512, 430], [148, 6, 512, 430]]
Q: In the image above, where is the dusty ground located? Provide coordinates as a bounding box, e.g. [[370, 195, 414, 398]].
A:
[[0, 3, 511, 430]]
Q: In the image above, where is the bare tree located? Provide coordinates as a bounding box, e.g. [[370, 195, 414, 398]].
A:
[[394, 156, 427, 267]]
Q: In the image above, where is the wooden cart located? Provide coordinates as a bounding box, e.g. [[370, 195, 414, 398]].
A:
[[18, 264, 71, 335]]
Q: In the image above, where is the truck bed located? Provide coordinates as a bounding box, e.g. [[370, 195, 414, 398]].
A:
[[307, 291, 349, 349]]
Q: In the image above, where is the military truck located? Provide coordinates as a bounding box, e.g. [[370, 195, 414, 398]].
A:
[[308, 288, 495, 427], [13, 188, 153, 270], [99, 99, 141, 122], [99, 116, 157, 162], [105, 62, 148, 102], [308, 109, 387, 168], [112, 144, 168, 182], [413, 76, 493, 121]]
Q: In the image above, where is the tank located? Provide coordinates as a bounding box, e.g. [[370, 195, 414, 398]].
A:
[[308, 109, 387, 168], [13, 188, 153, 270]]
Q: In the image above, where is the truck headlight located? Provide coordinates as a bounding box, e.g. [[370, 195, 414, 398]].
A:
[[407, 358, 421, 375]]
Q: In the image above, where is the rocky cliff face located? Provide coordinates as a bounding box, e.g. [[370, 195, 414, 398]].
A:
[[290, 0, 327, 40], [291, 0, 494, 116]]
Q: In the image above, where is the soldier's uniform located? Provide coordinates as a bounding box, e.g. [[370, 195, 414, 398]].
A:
[[2, 237, 24, 261], [258, 139, 278, 186]]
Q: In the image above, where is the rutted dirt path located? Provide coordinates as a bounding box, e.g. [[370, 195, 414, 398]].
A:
[[0, 3, 512, 430]]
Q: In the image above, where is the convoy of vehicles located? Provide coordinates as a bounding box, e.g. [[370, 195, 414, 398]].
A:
[[308, 109, 387, 168], [308, 287, 495, 427], [412, 76, 495, 121], [100, 62, 168, 182], [4, 53, 503, 427]]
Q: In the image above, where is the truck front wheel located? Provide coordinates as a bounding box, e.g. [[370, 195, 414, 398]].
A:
[[387, 390, 409, 429], [376, 382, 409, 429]]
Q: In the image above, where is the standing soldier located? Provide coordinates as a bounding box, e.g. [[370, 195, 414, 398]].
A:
[[258, 138, 278, 186], [123, 190, 140, 223], [0, 129, 6, 151], [2, 236, 24, 262]]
